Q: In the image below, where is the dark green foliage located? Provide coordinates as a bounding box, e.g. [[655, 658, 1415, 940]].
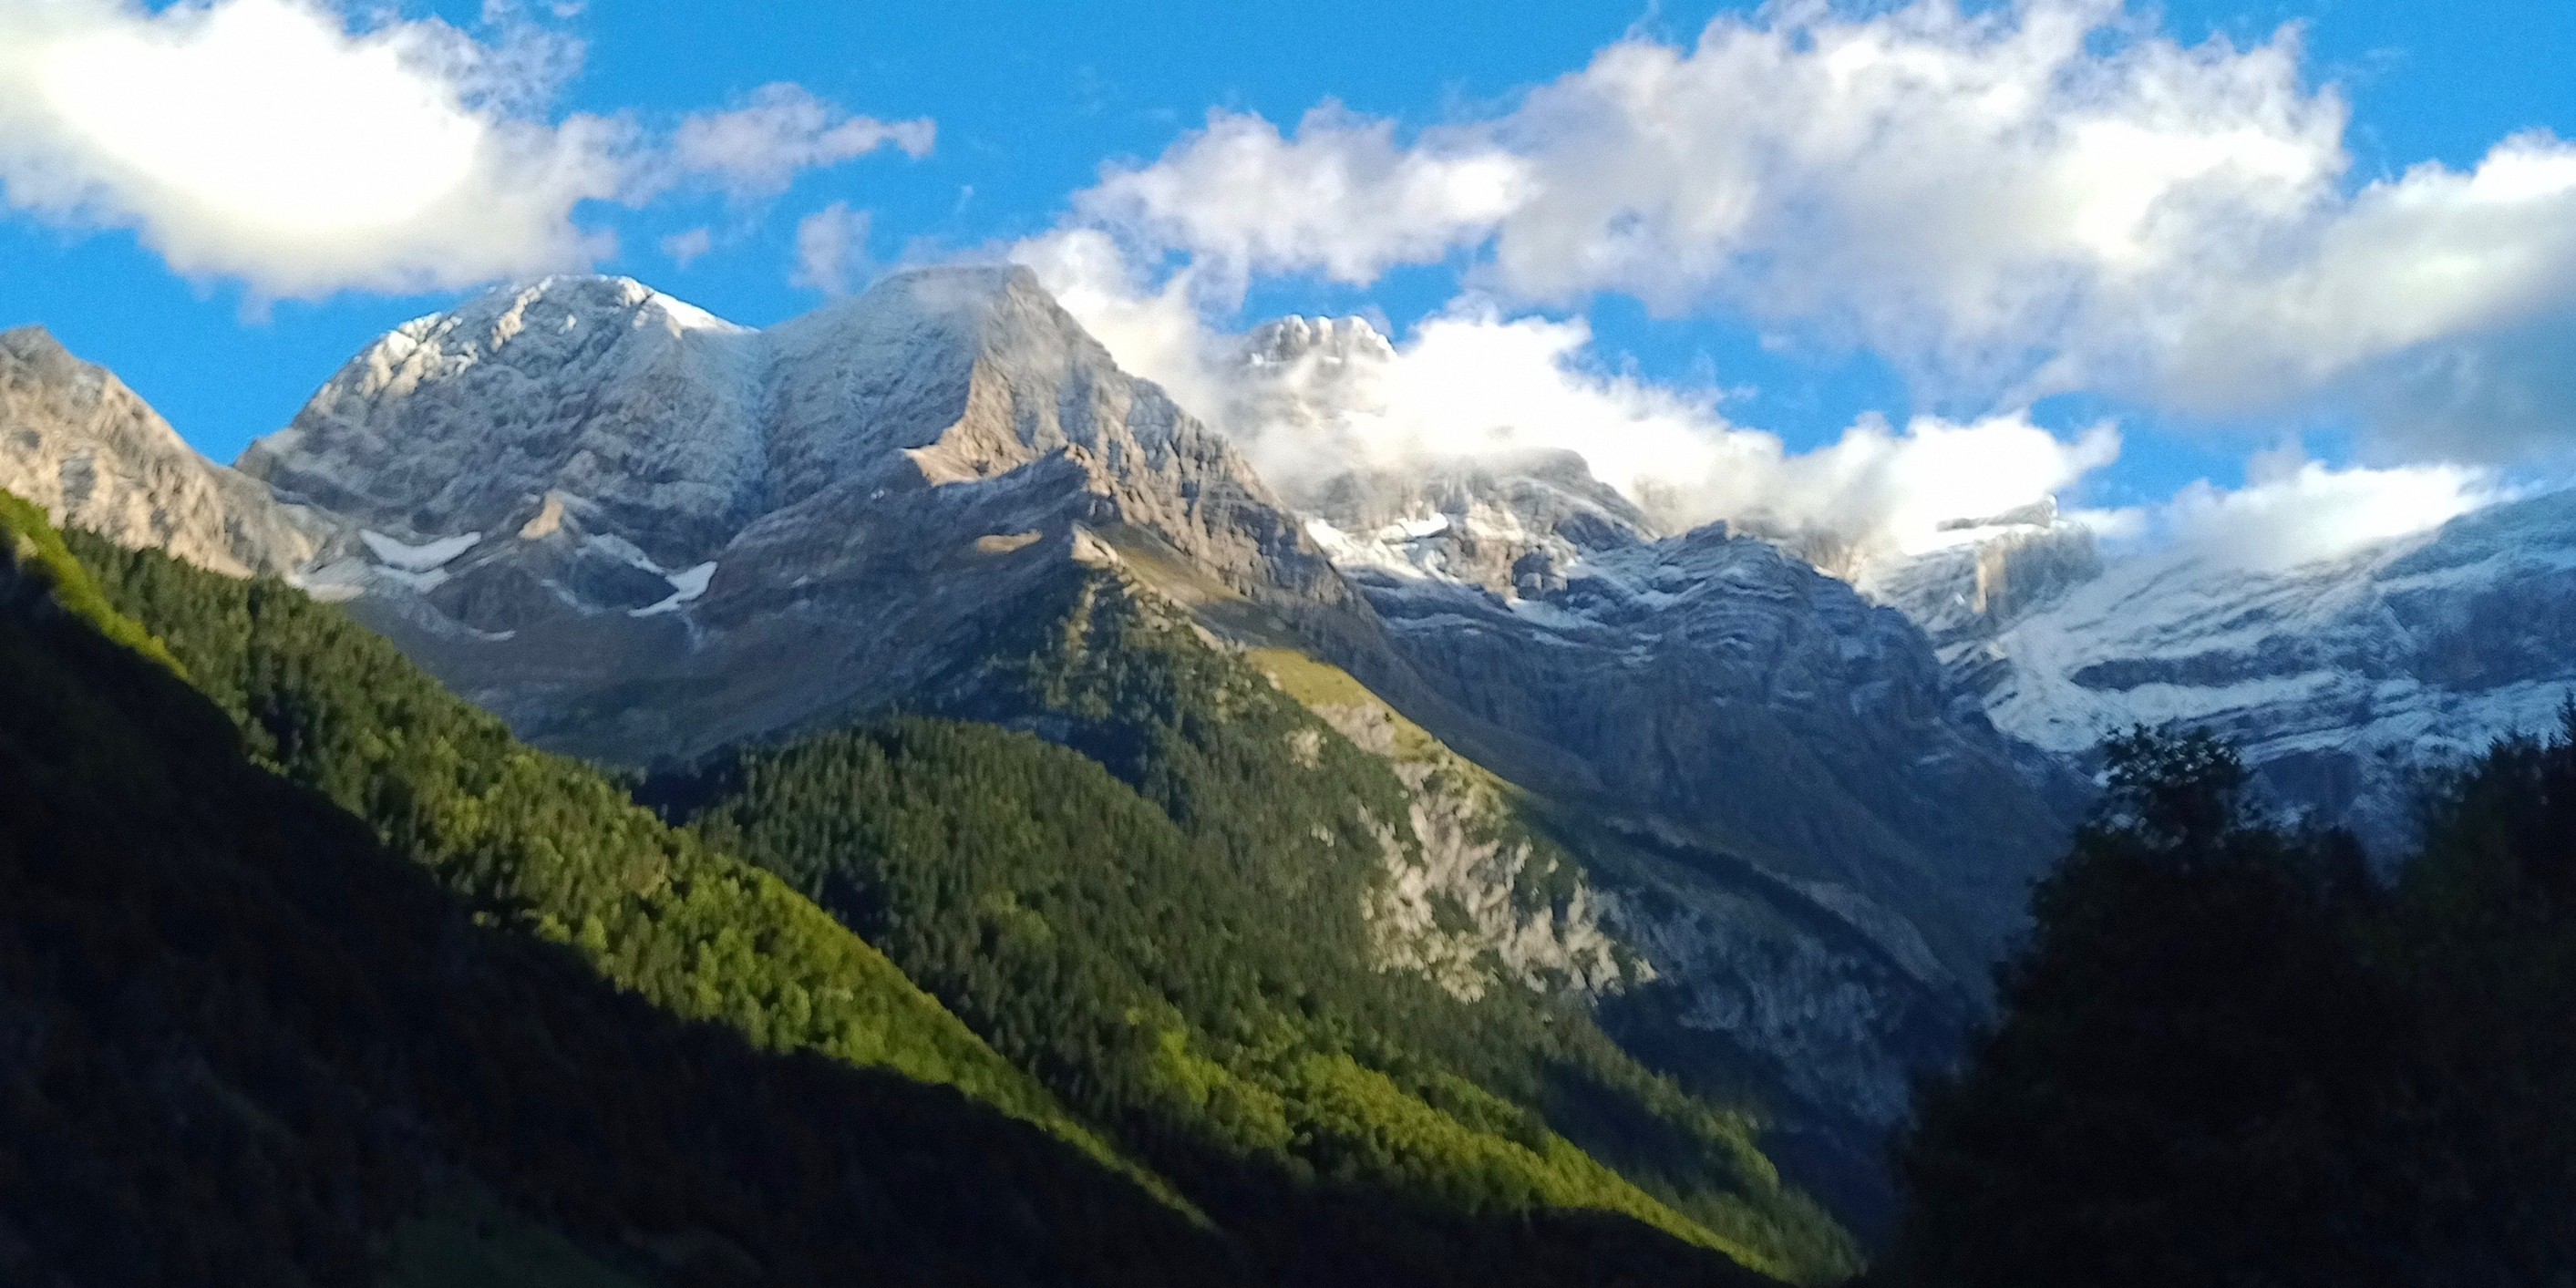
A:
[[59, 527, 1146, 1185], [0, 488, 180, 673], [2381, 714, 2576, 1280], [1882, 726, 2576, 1286], [0, 516, 1231, 1286], [665, 572, 1859, 1284]]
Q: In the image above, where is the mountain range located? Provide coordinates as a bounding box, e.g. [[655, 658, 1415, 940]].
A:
[[1863, 491, 2576, 853], [5, 264, 2572, 1280]]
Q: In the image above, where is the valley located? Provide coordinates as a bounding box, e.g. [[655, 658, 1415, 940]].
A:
[[5, 265, 2571, 1284]]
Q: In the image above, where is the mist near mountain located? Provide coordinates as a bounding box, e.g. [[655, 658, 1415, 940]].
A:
[[9, 263, 2572, 1256]]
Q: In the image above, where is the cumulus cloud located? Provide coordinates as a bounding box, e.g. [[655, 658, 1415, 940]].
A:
[[665, 82, 934, 201], [1020, 230, 2123, 562], [2152, 449, 2498, 571], [1058, 0, 2576, 458], [0, 0, 930, 299], [789, 201, 871, 295], [1076, 105, 1525, 287], [0, 0, 623, 297]]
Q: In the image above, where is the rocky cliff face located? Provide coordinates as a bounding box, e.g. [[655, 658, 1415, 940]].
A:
[[1907, 491, 2576, 851], [239, 268, 1345, 764], [4, 282, 2106, 1235], [1227, 316, 2081, 978], [1219, 319, 2092, 1230], [0, 326, 337, 577]]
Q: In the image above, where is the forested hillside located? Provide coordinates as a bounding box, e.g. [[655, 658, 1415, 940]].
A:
[[654, 571, 1857, 1283], [0, 493, 1227, 1286], [15, 499, 1829, 1285], [1879, 727, 2576, 1284]]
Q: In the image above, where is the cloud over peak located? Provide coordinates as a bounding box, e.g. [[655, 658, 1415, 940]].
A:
[[1056, 0, 2576, 460]]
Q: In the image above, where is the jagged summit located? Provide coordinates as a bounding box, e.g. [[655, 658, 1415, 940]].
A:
[[0, 325, 334, 577], [1302, 449, 1659, 598], [1243, 314, 1398, 368], [229, 266, 1342, 760], [1959, 488, 2576, 849], [1857, 502, 2104, 654], [243, 273, 771, 564]]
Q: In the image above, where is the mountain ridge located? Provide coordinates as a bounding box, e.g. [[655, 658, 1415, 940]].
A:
[[5, 272, 2083, 1244], [1867, 491, 2576, 852]]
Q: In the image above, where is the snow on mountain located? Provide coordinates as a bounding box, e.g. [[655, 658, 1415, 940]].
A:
[[233, 266, 1349, 763], [245, 275, 769, 567], [5, 281, 2105, 1226], [1917, 489, 2576, 849], [1222, 316, 2087, 1204]]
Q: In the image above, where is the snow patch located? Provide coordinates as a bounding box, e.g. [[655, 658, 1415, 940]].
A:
[[361, 530, 481, 572], [630, 561, 718, 617]]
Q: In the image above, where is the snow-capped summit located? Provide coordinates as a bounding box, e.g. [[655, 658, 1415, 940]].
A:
[[1242, 313, 1399, 372], [1300, 449, 1659, 597], [1856, 500, 2105, 656], [244, 274, 770, 568], [1955, 489, 2576, 849], [234, 266, 1342, 760]]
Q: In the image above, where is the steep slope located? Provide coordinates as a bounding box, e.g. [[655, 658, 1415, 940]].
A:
[[0, 325, 338, 576], [648, 572, 1860, 1283], [1907, 490, 2576, 850], [9, 283, 2077, 1241], [1294, 502, 2066, 1231], [0, 493, 1228, 1287], [1221, 319, 2086, 1228], [240, 268, 1342, 765]]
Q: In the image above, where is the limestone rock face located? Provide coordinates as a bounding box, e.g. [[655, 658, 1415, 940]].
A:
[[238, 267, 1345, 764], [3, 278, 2118, 1232], [0, 326, 335, 577], [1907, 491, 2576, 851]]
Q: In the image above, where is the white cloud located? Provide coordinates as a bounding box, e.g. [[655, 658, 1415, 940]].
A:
[[1057, 0, 2576, 457], [2152, 451, 2497, 571], [790, 201, 871, 295], [1075, 104, 1524, 286], [0, 0, 931, 299], [665, 82, 933, 201], [1021, 231, 2122, 561], [1012, 227, 1242, 420], [660, 225, 714, 267], [2138, 135, 2576, 417], [0, 0, 625, 298]]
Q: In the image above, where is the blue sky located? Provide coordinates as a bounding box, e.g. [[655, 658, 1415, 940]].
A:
[[3, 0, 2573, 561]]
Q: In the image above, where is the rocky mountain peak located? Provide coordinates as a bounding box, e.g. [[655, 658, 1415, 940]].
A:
[[1301, 449, 1659, 598], [0, 325, 332, 577], [242, 273, 770, 568], [1242, 314, 1397, 367], [223, 268, 1349, 760], [1856, 500, 2104, 654]]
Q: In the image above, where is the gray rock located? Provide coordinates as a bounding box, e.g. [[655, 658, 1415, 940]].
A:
[[0, 326, 338, 576], [1911, 491, 2576, 853]]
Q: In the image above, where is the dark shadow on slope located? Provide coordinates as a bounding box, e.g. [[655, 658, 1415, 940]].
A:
[[0, 545, 1233, 1287]]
